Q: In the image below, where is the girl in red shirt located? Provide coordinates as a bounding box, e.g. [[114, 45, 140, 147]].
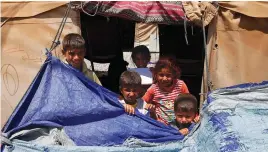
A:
[[143, 56, 189, 125]]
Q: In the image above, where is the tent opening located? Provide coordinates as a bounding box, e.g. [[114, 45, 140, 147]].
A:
[[80, 13, 205, 107], [80, 13, 136, 93], [159, 25, 206, 107]]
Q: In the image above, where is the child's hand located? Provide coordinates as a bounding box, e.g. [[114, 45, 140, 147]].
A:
[[179, 128, 189, 136], [193, 115, 200, 123], [124, 104, 135, 115], [145, 104, 155, 111]]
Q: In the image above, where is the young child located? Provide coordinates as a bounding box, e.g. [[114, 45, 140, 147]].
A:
[[130, 45, 152, 96], [119, 71, 148, 115], [170, 93, 199, 136], [143, 56, 189, 125], [62, 33, 102, 86], [131, 45, 151, 68]]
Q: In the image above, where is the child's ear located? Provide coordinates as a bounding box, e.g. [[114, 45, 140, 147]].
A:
[[62, 49, 66, 55]]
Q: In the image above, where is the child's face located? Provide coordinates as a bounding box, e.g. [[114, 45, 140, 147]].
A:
[[156, 68, 174, 88], [64, 49, 85, 70], [175, 110, 196, 125], [120, 85, 141, 104], [133, 53, 150, 68]]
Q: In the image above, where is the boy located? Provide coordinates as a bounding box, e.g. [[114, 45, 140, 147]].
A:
[[119, 71, 149, 115], [62, 33, 102, 86], [170, 93, 200, 136], [131, 45, 151, 68], [129, 45, 152, 95]]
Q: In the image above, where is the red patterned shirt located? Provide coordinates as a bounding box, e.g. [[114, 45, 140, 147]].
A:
[[142, 79, 189, 125]]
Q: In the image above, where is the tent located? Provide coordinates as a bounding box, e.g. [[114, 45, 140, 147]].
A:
[[1, 1, 268, 151]]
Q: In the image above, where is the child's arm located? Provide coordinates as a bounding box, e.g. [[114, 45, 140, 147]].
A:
[[142, 87, 155, 111], [181, 81, 189, 93]]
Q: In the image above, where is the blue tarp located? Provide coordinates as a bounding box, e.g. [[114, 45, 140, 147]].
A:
[[2, 56, 184, 146], [2, 56, 268, 151]]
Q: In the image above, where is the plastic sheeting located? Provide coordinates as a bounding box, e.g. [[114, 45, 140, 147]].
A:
[[2, 55, 268, 151], [2, 55, 185, 146]]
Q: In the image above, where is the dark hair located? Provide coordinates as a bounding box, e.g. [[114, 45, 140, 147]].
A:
[[174, 93, 197, 114], [131, 45, 151, 60], [62, 33, 85, 53], [152, 56, 181, 83], [119, 71, 141, 87]]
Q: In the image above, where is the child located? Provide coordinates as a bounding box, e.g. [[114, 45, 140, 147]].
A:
[[130, 45, 152, 95], [143, 56, 189, 125], [62, 33, 102, 86], [170, 93, 199, 136], [131, 45, 151, 68], [119, 71, 148, 115]]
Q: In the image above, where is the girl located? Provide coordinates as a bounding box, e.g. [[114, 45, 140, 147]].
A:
[[143, 56, 189, 125]]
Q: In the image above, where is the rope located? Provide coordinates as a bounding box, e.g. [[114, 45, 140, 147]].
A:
[[183, 16, 189, 45], [1, 17, 12, 27], [80, 1, 100, 17], [201, 8, 213, 92], [48, 2, 71, 54]]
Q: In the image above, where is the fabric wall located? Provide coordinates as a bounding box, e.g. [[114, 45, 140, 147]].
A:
[[201, 2, 268, 104], [1, 2, 81, 128]]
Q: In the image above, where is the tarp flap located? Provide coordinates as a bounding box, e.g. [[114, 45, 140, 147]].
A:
[[2, 56, 184, 146], [82, 1, 186, 24], [2, 76, 268, 151]]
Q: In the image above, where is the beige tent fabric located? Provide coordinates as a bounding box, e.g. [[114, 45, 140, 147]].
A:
[[200, 2, 268, 107], [182, 1, 218, 27], [219, 1, 268, 18], [1, 2, 66, 18], [1, 3, 80, 128], [134, 23, 157, 45]]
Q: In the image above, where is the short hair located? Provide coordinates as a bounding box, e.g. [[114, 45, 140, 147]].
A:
[[62, 33, 85, 53], [174, 93, 197, 114], [152, 56, 181, 83], [119, 71, 141, 87], [131, 45, 151, 60]]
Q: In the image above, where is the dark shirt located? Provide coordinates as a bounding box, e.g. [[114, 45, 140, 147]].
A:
[[170, 119, 195, 131]]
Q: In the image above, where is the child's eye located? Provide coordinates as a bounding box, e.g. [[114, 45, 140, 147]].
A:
[[69, 52, 75, 56]]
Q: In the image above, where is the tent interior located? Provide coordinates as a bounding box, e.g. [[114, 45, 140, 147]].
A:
[[80, 13, 205, 108]]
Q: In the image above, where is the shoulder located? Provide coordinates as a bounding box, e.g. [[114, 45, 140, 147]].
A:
[[118, 97, 126, 105], [176, 79, 187, 88], [147, 83, 157, 92]]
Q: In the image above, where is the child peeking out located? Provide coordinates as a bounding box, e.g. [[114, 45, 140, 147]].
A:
[[170, 93, 200, 136], [143, 56, 189, 125], [131, 45, 151, 68], [119, 71, 148, 115], [62, 33, 102, 86]]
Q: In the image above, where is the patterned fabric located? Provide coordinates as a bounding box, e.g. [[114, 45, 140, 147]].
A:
[[143, 79, 189, 124], [82, 1, 187, 25]]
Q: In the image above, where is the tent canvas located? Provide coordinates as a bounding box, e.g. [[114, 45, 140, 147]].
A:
[[1, 2, 80, 127], [1, 1, 268, 151]]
